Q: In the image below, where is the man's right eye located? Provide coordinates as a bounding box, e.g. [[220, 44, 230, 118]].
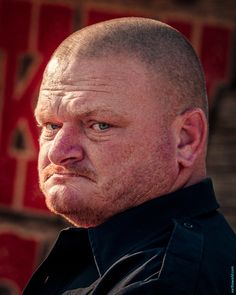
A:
[[45, 123, 61, 131], [39, 123, 62, 140]]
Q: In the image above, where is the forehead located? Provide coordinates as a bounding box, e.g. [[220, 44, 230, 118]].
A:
[[36, 55, 156, 120], [43, 54, 149, 87]]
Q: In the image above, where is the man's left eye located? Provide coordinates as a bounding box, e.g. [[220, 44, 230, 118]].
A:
[[91, 123, 111, 131]]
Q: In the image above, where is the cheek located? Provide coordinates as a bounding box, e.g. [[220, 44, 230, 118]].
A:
[[92, 140, 136, 168], [38, 142, 50, 172]]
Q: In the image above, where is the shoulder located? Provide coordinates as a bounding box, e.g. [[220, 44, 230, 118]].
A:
[[164, 211, 236, 294], [195, 210, 236, 261], [130, 213, 236, 295], [192, 211, 236, 294]]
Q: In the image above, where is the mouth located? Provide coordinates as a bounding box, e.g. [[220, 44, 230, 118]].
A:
[[42, 165, 97, 183], [54, 172, 78, 177], [45, 172, 93, 183]]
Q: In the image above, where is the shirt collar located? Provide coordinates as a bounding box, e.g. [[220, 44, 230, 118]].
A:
[[88, 178, 219, 275]]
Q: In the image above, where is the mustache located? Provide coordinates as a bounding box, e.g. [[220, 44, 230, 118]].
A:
[[41, 164, 97, 182]]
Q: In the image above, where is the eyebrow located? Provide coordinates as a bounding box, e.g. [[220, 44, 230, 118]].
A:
[[35, 107, 128, 124], [80, 109, 126, 119]]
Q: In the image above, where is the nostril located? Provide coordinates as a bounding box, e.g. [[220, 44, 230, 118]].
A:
[[48, 142, 84, 165], [60, 157, 79, 165]]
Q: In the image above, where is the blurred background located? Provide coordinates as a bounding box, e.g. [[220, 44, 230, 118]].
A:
[[0, 0, 235, 294]]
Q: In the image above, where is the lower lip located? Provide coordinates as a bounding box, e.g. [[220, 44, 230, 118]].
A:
[[47, 173, 77, 183], [53, 173, 77, 178], [48, 173, 89, 183]]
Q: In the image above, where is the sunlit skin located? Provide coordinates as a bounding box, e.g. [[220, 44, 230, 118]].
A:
[[36, 54, 207, 228]]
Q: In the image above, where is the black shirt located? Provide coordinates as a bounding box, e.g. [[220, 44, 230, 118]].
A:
[[23, 179, 236, 294]]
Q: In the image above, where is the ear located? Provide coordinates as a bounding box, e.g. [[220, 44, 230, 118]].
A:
[[175, 108, 208, 168]]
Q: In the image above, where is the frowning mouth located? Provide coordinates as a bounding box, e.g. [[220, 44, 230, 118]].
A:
[[53, 172, 79, 177], [42, 165, 97, 183], [48, 172, 92, 181]]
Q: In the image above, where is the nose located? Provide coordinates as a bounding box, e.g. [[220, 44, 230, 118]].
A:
[[48, 124, 84, 166]]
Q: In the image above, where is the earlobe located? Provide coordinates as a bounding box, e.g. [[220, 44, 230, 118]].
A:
[[176, 108, 208, 168]]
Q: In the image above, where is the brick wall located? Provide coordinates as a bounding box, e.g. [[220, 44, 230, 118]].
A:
[[0, 0, 235, 293]]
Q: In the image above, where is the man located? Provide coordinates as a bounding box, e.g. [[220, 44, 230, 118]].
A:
[[23, 17, 236, 294]]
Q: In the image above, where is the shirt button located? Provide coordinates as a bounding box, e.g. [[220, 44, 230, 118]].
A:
[[183, 222, 194, 229], [44, 276, 49, 284]]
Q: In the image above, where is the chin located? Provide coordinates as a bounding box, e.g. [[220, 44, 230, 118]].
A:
[[47, 202, 109, 228], [43, 184, 110, 228], [60, 212, 107, 228], [44, 184, 80, 211]]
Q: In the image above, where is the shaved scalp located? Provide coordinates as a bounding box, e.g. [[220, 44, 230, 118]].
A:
[[49, 17, 208, 118]]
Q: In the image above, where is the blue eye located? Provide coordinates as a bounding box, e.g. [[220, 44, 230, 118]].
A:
[[98, 123, 110, 130], [46, 123, 60, 130], [92, 122, 111, 131], [40, 122, 61, 140]]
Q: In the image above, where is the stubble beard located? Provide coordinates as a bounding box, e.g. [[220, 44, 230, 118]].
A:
[[39, 172, 140, 228], [39, 139, 174, 228]]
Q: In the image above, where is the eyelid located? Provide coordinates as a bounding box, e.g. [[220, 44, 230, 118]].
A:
[[39, 122, 62, 138], [45, 122, 61, 129], [91, 122, 111, 131]]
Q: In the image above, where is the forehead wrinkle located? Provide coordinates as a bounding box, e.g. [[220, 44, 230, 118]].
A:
[[40, 77, 115, 94], [35, 96, 60, 123], [42, 69, 124, 89], [35, 81, 115, 119], [38, 88, 113, 116], [36, 94, 119, 123], [40, 88, 111, 94]]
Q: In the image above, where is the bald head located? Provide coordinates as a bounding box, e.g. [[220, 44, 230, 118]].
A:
[[49, 17, 208, 118]]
